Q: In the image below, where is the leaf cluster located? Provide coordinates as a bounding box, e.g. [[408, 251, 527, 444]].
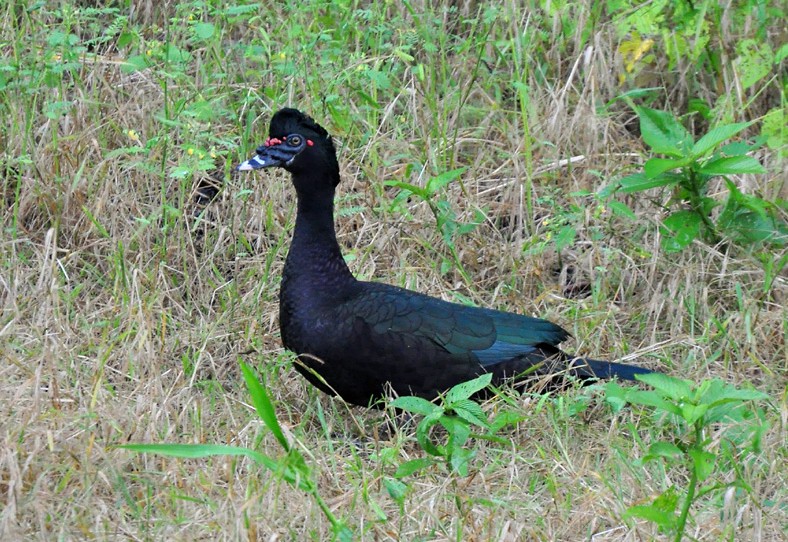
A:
[[606, 373, 769, 541], [389, 374, 521, 477], [606, 107, 786, 253]]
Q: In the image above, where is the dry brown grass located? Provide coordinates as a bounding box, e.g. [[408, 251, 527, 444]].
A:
[[1, 1, 786, 540]]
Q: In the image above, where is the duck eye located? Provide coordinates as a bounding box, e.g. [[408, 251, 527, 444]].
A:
[[289, 135, 302, 146]]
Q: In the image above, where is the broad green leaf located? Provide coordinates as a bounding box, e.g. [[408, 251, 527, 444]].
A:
[[473, 433, 513, 447], [660, 211, 702, 252], [776, 43, 788, 64], [394, 458, 433, 478], [451, 399, 490, 429], [117, 31, 134, 48], [724, 209, 788, 246], [636, 373, 692, 401], [383, 477, 409, 502], [240, 362, 289, 451], [636, 107, 692, 157], [390, 396, 440, 415], [365, 503, 387, 524], [646, 441, 684, 460], [707, 387, 769, 404], [688, 97, 712, 120], [689, 448, 716, 481], [618, 172, 680, 193], [597, 181, 620, 198], [384, 180, 428, 199], [165, 45, 191, 64], [489, 410, 527, 432], [448, 447, 474, 476], [122, 54, 149, 73], [603, 381, 629, 413], [621, 390, 683, 415], [607, 200, 637, 220], [625, 486, 679, 528], [691, 122, 753, 157], [565, 394, 591, 417], [416, 410, 445, 456], [426, 167, 467, 194], [680, 403, 709, 424], [624, 505, 676, 529], [718, 181, 788, 246], [193, 22, 215, 40], [644, 157, 690, 179], [703, 403, 753, 425], [697, 378, 769, 407], [719, 141, 759, 156], [698, 156, 766, 175], [444, 373, 492, 403], [439, 416, 471, 447], [698, 196, 719, 216]]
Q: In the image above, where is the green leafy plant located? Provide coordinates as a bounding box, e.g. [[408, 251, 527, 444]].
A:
[[523, 189, 617, 256], [386, 167, 484, 278], [606, 106, 786, 251], [121, 361, 353, 541], [389, 373, 522, 477], [606, 373, 769, 541]]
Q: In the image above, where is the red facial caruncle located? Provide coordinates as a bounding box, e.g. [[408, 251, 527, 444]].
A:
[[263, 137, 283, 147], [263, 136, 314, 147]]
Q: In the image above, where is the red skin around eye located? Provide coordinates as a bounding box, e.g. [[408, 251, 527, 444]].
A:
[[264, 137, 309, 147]]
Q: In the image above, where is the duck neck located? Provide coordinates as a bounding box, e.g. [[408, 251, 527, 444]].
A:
[[283, 186, 355, 290]]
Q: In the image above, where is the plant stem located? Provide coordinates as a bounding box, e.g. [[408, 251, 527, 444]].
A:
[[426, 200, 473, 285], [674, 427, 702, 542], [686, 168, 719, 243], [674, 466, 697, 541]]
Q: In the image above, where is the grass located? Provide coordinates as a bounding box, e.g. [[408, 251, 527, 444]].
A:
[[1, 0, 786, 540]]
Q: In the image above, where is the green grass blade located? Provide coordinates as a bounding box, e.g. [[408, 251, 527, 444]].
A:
[[120, 443, 310, 491], [240, 361, 290, 451], [120, 443, 275, 468]]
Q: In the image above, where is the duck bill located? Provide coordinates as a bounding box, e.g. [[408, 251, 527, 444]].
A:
[[236, 150, 283, 171]]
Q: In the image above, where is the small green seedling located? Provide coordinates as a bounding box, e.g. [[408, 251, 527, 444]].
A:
[[605, 373, 769, 541], [390, 373, 523, 477]]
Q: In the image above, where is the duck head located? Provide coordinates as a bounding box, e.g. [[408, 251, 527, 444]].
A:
[[237, 108, 340, 190]]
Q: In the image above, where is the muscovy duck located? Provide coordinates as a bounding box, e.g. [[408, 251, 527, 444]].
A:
[[237, 108, 652, 406]]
